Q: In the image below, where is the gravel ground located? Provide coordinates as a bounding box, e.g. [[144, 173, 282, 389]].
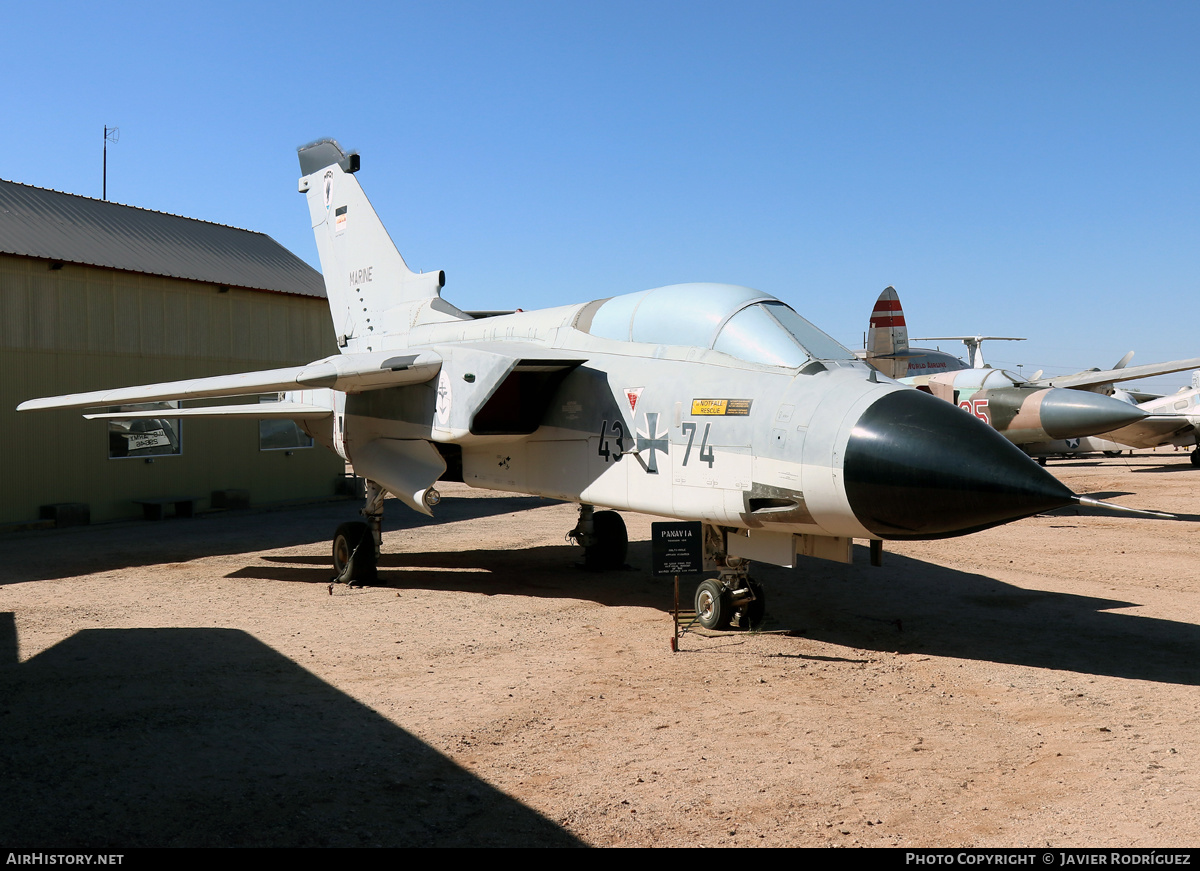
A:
[[2, 450, 1199, 847]]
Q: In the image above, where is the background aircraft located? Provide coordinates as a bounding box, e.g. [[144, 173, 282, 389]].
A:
[[862, 287, 1200, 449], [21, 141, 1127, 631], [1027, 379, 1200, 465], [864, 285, 973, 379]]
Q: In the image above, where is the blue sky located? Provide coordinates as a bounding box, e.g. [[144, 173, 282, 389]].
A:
[[6, 1, 1199, 390]]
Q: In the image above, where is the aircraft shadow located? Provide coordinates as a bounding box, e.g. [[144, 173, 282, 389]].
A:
[[229, 543, 670, 610], [233, 542, 1200, 686], [0, 612, 581, 848], [0, 493, 556, 584], [1131, 462, 1200, 474], [754, 546, 1200, 687]]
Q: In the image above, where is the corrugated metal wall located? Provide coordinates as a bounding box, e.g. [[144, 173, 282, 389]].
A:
[[1, 254, 343, 525]]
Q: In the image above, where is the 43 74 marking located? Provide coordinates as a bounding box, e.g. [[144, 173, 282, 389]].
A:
[[597, 419, 626, 462], [681, 421, 714, 467]]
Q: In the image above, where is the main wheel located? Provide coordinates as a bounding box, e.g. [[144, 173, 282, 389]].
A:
[[695, 579, 732, 630], [333, 521, 376, 584], [585, 510, 627, 570], [1191, 450, 1200, 468]]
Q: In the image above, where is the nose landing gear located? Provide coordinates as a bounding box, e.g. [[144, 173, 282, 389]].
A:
[[691, 525, 765, 631]]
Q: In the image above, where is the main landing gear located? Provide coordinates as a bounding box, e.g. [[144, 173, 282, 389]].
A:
[[1191, 447, 1200, 468], [332, 479, 387, 585], [567, 504, 628, 570], [692, 524, 764, 631]]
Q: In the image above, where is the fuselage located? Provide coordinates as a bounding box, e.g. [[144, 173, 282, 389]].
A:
[[1026, 387, 1199, 455], [299, 284, 1074, 542], [901, 367, 1146, 446]]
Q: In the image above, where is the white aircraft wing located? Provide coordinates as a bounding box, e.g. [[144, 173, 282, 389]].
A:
[[1028, 357, 1200, 391], [1104, 414, 1195, 449], [16, 350, 442, 412], [913, 336, 1026, 342]]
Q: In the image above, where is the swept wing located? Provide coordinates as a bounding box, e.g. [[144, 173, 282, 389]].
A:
[[16, 350, 442, 412], [1027, 357, 1200, 391]]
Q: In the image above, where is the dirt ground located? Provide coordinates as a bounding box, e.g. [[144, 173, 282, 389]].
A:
[[2, 450, 1200, 848]]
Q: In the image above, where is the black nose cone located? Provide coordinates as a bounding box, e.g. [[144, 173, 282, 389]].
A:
[[844, 389, 1074, 540]]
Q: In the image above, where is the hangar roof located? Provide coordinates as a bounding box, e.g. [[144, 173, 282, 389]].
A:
[[0, 179, 325, 298]]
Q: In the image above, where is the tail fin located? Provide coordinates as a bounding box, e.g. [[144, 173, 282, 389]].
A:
[[298, 139, 448, 353], [866, 286, 909, 378]]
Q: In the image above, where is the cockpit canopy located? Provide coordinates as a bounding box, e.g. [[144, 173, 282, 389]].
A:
[[574, 283, 855, 368]]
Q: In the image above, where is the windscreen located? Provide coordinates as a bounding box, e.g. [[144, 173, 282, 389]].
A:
[[713, 302, 855, 367]]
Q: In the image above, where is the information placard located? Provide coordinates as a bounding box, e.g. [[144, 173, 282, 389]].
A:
[[651, 521, 704, 576]]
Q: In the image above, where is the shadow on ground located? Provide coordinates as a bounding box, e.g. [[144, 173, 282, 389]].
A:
[[751, 544, 1200, 687], [235, 537, 1200, 689], [0, 612, 581, 847], [0, 493, 558, 584]]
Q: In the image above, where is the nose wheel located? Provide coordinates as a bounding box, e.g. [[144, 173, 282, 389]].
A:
[[742, 579, 766, 627], [693, 575, 765, 631], [688, 525, 767, 632], [694, 579, 732, 630]]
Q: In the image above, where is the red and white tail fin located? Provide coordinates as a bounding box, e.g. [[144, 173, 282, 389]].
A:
[[866, 286, 909, 378]]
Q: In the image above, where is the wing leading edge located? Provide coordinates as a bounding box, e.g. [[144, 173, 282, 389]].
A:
[[1028, 356, 1200, 391], [16, 350, 443, 412]]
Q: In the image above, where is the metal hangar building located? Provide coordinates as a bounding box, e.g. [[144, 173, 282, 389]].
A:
[[1, 178, 343, 526]]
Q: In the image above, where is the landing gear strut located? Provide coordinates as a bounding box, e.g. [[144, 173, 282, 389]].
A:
[[567, 504, 628, 570], [332, 479, 385, 585], [693, 525, 765, 631]]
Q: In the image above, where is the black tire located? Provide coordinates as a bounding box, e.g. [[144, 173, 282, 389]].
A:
[[743, 579, 766, 629], [1103, 451, 1121, 458], [695, 579, 732, 630], [333, 521, 376, 583], [1191, 450, 1200, 468], [1037, 457, 1048, 466], [585, 510, 627, 570]]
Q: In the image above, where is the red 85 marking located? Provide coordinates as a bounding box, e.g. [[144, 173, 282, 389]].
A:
[[958, 398, 990, 425]]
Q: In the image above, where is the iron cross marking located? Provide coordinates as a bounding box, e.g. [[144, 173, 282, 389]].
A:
[[636, 412, 669, 474]]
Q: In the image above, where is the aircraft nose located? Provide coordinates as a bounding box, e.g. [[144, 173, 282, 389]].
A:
[[1038, 389, 1146, 439], [843, 389, 1074, 539]]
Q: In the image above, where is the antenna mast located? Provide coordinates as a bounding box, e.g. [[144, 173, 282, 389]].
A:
[[103, 126, 119, 200]]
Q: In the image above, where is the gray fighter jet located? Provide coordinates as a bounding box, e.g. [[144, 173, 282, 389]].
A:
[[22, 140, 1123, 630], [864, 287, 1169, 448], [1027, 382, 1200, 465]]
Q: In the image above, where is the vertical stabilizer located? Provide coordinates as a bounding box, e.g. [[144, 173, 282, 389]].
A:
[[867, 286, 909, 378], [298, 139, 447, 353]]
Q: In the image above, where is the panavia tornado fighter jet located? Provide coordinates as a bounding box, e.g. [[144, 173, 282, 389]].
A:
[[20, 140, 1133, 630], [864, 286, 1168, 448]]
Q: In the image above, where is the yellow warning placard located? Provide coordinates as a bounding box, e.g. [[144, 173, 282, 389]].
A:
[[691, 399, 752, 416]]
